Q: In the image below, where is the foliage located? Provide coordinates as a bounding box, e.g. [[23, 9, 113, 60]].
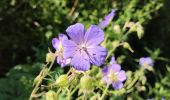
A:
[[1, 0, 170, 100], [0, 63, 43, 100]]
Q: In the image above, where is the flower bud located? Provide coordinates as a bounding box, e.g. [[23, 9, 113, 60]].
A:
[[80, 76, 93, 92], [128, 22, 144, 39], [123, 42, 134, 52], [124, 21, 135, 28], [136, 23, 144, 39], [114, 25, 121, 34], [141, 76, 146, 85], [99, 79, 105, 86], [46, 90, 57, 100], [55, 75, 68, 88], [46, 52, 55, 63], [112, 40, 120, 49]]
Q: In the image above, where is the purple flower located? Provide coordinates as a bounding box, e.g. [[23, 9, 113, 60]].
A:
[[62, 23, 107, 71], [139, 57, 153, 68], [102, 57, 126, 90], [52, 34, 71, 68], [99, 9, 115, 29]]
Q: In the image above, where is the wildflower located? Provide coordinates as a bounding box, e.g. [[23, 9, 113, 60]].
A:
[[52, 34, 71, 67], [63, 23, 107, 71], [139, 57, 153, 68], [102, 57, 126, 90], [99, 9, 115, 29]]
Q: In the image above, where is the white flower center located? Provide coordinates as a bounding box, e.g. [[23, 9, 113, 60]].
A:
[[80, 44, 87, 51], [107, 71, 118, 82]]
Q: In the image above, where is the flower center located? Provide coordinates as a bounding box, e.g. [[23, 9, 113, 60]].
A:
[[108, 71, 118, 82], [80, 44, 87, 51], [58, 42, 64, 58], [143, 62, 149, 67]]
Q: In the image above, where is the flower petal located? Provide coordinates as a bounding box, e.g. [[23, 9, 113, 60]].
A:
[[111, 64, 121, 72], [71, 51, 90, 71], [62, 39, 77, 59], [66, 23, 85, 43], [58, 34, 68, 41], [52, 38, 60, 50], [57, 56, 71, 68], [85, 25, 104, 46], [102, 66, 109, 75], [103, 76, 111, 85], [110, 56, 116, 64], [112, 81, 123, 90], [145, 57, 153, 66], [87, 46, 107, 66], [99, 9, 115, 29], [117, 70, 126, 82]]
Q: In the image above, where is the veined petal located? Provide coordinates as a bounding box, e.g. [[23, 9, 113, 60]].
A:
[[110, 56, 116, 64], [102, 66, 109, 75], [57, 56, 71, 68], [57, 56, 65, 68], [62, 39, 77, 59], [66, 23, 85, 43], [103, 76, 112, 85], [111, 64, 121, 72], [85, 25, 104, 46], [99, 9, 115, 29], [71, 51, 90, 71], [112, 81, 123, 90], [59, 33, 68, 41], [145, 57, 153, 66], [117, 70, 126, 82], [52, 38, 60, 50], [87, 46, 107, 66]]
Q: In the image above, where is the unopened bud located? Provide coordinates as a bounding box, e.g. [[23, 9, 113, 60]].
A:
[[55, 75, 68, 87], [126, 71, 132, 78], [128, 22, 144, 39], [80, 76, 93, 92], [46, 52, 55, 63], [99, 79, 105, 86], [124, 22, 135, 28], [141, 76, 146, 85], [114, 25, 121, 34], [46, 90, 57, 100], [136, 23, 144, 39], [141, 86, 146, 91], [112, 40, 120, 49], [123, 42, 134, 53]]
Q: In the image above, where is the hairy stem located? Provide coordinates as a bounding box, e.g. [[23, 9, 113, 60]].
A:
[[99, 84, 109, 100]]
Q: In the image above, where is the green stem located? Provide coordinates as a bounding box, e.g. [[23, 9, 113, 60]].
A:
[[29, 57, 56, 100], [99, 84, 109, 100], [126, 69, 143, 90], [56, 88, 61, 99], [82, 93, 86, 100], [120, 30, 131, 41], [70, 84, 79, 96], [66, 88, 71, 100], [48, 56, 56, 71], [76, 95, 83, 100]]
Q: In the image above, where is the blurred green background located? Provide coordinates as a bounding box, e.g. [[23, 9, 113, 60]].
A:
[[0, 0, 170, 99]]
